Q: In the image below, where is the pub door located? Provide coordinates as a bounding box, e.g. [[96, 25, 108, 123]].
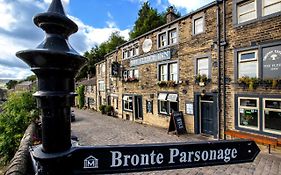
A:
[[200, 96, 215, 135], [134, 96, 143, 120]]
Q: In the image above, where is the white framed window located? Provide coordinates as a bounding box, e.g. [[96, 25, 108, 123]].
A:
[[263, 0, 281, 16], [160, 64, 168, 81], [197, 57, 209, 78], [122, 43, 139, 59], [194, 17, 204, 35], [98, 80, 105, 91], [159, 33, 167, 48], [237, 0, 257, 23], [123, 96, 133, 111], [238, 97, 259, 130], [101, 64, 106, 74], [169, 29, 177, 45], [170, 63, 178, 82], [158, 93, 178, 115], [238, 50, 258, 78], [263, 98, 281, 134], [159, 62, 178, 82], [123, 69, 139, 81]]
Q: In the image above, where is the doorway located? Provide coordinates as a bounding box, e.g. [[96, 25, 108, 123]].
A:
[[134, 96, 143, 120], [194, 93, 218, 138], [200, 96, 214, 135]]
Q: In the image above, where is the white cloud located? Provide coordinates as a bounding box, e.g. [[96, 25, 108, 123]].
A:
[[168, 0, 214, 12], [0, 0, 129, 80]]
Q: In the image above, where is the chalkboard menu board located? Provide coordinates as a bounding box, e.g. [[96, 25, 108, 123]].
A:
[[168, 111, 187, 135], [146, 100, 153, 114]]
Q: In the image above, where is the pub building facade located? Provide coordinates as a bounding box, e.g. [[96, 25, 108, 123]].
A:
[[93, 0, 281, 140]]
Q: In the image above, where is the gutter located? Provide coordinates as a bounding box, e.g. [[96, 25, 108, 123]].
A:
[[216, 0, 221, 140]]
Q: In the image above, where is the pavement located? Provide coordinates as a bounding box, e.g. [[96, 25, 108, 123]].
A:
[[71, 109, 281, 175]]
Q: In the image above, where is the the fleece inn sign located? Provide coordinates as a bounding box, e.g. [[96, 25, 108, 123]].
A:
[[263, 45, 281, 79], [66, 140, 259, 174]]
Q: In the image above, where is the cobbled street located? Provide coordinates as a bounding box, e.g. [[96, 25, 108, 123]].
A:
[[72, 109, 281, 175]]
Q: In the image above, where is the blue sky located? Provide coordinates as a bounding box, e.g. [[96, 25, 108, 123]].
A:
[[0, 0, 213, 80]]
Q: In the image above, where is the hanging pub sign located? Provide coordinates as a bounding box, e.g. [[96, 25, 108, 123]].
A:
[[263, 45, 281, 79], [111, 62, 120, 77], [146, 100, 153, 114], [168, 111, 187, 135]]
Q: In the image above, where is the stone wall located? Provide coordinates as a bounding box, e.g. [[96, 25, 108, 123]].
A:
[[4, 123, 35, 175]]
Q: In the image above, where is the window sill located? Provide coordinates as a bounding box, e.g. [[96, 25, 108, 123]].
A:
[[123, 109, 133, 112]]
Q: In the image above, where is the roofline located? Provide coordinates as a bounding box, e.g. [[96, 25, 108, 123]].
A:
[[94, 59, 106, 66], [101, 1, 218, 60], [118, 1, 218, 48]]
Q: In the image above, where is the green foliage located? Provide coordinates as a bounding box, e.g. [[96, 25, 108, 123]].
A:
[[99, 105, 106, 114], [0, 92, 38, 164], [105, 105, 113, 113], [129, 2, 166, 39], [76, 32, 126, 80], [25, 75, 37, 82], [76, 85, 85, 109], [6, 80, 18, 90]]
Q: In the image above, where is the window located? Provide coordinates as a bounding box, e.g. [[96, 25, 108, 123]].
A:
[[170, 63, 178, 82], [123, 69, 139, 81], [193, 17, 204, 35], [169, 29, 177, 44], [158, 93, 178, 115], [123, 96, 133, 111], [263, 0, 281, 16], [160, 64, 168, 81], [122, 43, 139, 59], [98, 80, 105, 91], [238, 97, 259, 130], [159, 62, 178, 82], [159, 33, 167, 48], [263, 99, 281, 134], [237, 0, 257, 23], [101, 64, 105, 74], [158, 28, 178, 48], [197, 57, 209, 78], [238, 50, 258, 78]]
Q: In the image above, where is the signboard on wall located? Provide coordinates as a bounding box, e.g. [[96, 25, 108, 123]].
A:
[[146, 100, 153, 114], [185, 102, 194, 115], [111, 62, 120, 77], [130, 49, 171, 67], [263, 45, 281, 79]]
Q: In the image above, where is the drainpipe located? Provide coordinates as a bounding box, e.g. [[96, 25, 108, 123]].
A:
[[222, 0, 227, 140], [216, 0, 221, 140]]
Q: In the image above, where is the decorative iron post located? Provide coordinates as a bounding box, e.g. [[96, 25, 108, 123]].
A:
[[16, 0, 86, 174]]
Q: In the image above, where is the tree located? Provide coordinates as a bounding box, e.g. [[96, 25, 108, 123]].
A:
[[0, 91, 38, 164], [129, 2, 166, 39], [25, 74, 37, 82], [76, 85, 85, 109], [6, 80, 18, 90], [76, 32, 126, 80]]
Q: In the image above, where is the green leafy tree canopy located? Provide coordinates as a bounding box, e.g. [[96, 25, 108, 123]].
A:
[[129, 2, 166, 39], [76, 31, 126, 80]]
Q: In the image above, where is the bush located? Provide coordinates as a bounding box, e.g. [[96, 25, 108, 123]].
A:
[[0, 92, 39, 165], [76, 85, 85, 109], [105, 105, 113, 115], [99, 105, 106, 114]]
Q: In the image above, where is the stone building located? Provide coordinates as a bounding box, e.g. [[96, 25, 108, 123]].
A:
[[93, 0, 281, 141], [80, 77, 97, 110]]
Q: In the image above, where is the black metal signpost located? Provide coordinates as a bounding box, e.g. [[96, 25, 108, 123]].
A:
[[16, 0, 260, 174]]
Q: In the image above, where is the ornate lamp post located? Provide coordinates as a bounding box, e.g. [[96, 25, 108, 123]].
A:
[[16, 0, 86, 174]]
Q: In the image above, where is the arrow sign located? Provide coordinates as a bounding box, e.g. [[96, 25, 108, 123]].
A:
[[62, 140, 259, 174]]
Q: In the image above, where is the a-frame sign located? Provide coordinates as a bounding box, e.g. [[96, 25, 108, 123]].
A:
[[168, 111, 187, 135]]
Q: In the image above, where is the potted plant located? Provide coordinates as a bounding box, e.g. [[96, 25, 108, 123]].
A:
[[195, 74, 208, 86], [167, 80, 177, 87], [157, 81, 168, 87], [105, 105, 114, 116]]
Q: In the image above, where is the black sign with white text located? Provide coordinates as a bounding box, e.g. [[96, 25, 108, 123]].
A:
[[63, 140, 260, 174], [168, 111, 187, 135], [263, 45, 281, 79]]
